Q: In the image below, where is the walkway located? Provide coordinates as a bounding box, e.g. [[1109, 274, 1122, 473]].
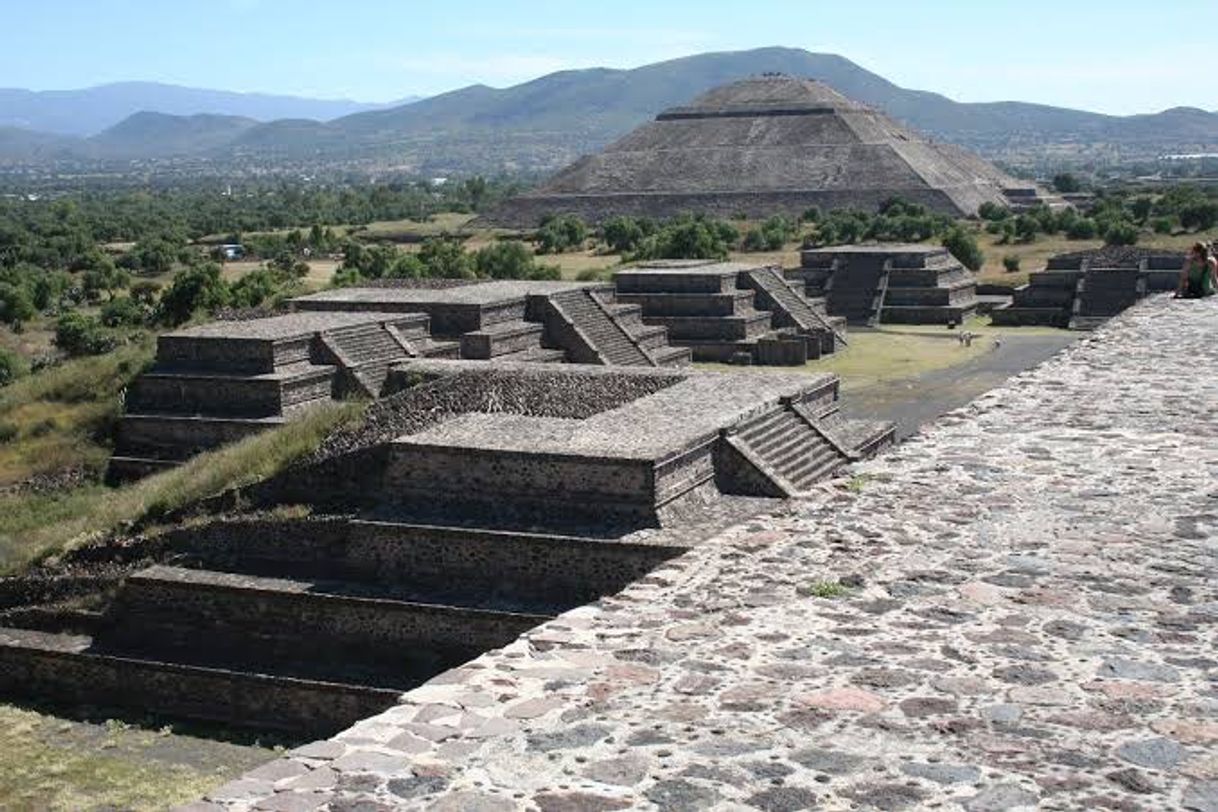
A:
[[195, 295, 1218, 812]]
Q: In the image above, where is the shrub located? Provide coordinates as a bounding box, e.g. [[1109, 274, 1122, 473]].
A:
[[536, 214, 588, 254], [418, 238, 474, 278], [1002, 255, 1021, 272], [601, 216, 646, 254], [978, 202, 1010, 222], [474, 241, 534, 279], [0, 347, 28, 387], [1180, 201, 1218, 232], [157, 264, 230, 326], [100, 296, 145, 327], [941, 227, 984, 271], [800, 206, 820, 223], [1151, 216, 1176, 235], [54, 311, 116, 357], [1013, 214, 1040, 243], [0, 283, 36, 330], [1052, 173, 1082, 193], [1066, 218, 1099, 240], [1103, 221, 1139, 246], [631, 215, 736, 261]]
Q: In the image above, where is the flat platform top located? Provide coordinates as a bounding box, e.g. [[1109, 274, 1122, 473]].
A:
[[398, 365, 836, 460], [291, 280, 603, 308], [166, 311, 420, 340], [802, 243, 947, 255], [618, 260, 770, 276]]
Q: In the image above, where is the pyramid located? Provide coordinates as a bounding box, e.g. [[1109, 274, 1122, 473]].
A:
[[489, 75, 1048, 226]]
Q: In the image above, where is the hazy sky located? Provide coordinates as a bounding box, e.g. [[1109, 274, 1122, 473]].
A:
[[4, 0, 1215, 115]]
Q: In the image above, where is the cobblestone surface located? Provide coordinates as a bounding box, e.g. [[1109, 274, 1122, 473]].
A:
[[199, 296, 1218, 812]]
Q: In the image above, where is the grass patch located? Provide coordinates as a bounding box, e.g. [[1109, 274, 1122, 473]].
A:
[[798, 579, 852, 599], [845, 474, 870, 493], [701, 330, 992, 391], [0, 341, 155, 486], [0, 400, 365, 573], [0, 703, 271, 812]]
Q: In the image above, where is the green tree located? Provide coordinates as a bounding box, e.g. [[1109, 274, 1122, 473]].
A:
[[536, 214, 588, 254], [418, 238, 473, 278], [1103, 221, 1139, 246], [941, 227, 984, 271], [601, 216, 646, 254], [100, 295, 145, 327], [158, 263, 230, 326], [0, 283, 36, 330], [474, 241, 534, 279], [1052, 173, 1082, 193], [54, 311, 115, 356]]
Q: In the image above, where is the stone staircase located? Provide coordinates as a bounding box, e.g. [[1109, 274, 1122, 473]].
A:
[[320, 321, 456, 397], [0, 516, 685, 736], [725, 402, 893, 495], [742, 266, 847, 351], [546, 289, 656, 366]]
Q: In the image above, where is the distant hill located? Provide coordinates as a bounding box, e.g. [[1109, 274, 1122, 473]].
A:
[[90, 112, 261, 158], [2, 48, 1216, 173], [0, 81, 415, 137]]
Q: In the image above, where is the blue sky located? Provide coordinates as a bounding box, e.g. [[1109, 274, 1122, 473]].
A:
[[4, 0, 1215, 114]]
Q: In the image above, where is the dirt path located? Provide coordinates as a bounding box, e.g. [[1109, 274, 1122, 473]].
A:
[[840, 332, 1081, 439]]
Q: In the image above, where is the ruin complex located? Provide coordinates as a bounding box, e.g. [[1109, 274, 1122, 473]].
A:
[[109, 268, 862, 480], [794, 244, 980, 325], [488, 75, 1060, 226], [2, 359, 892, 733], [992, 246, 1184, 329]]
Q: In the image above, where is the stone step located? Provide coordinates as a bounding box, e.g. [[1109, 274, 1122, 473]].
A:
[[104, 455, 182, 484], [127, 363, 336, 418], [459, 320, 545, 360], [783, 444, 844, 490], [649, 345, 693, 367], [114, 414, 285, 460], [163, 517, 683, 609], [0, 626, 399, 736], [495, 346, 568, 364], [630, 324, 670, 349], [102, 565, 550, 685]]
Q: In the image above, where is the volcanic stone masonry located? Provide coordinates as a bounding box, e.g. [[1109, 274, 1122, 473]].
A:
[[992, 246, 1184, 330], [794, 243, 980, 325], [193, 293, 1218, 812], [0, 360, 893, 738], [486, 74, 1063, 226], [109, 271, 856, 480]]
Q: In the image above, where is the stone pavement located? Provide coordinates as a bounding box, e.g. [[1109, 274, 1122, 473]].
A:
[[192, 295, 1218, 812]]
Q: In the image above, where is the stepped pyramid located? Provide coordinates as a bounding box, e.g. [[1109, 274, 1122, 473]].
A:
[[490, 75, 1052, 226]]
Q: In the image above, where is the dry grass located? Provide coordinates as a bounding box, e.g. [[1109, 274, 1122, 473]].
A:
[[0, 704, 271, 812], [0, 399, 364, 573], [218, 258, 340, 289], [698, 329, 991, 392], [0, 341, 155, 487]]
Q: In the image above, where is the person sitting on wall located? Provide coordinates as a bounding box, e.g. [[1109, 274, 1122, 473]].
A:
[[1177, 242, 1217, 299]]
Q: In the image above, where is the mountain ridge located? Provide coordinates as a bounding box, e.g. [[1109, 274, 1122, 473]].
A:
[[0, 81, 420, 137], [2, 47, 1216, 173]]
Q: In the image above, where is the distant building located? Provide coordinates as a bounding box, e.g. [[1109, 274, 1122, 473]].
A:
[[219, 244, 245, 261]]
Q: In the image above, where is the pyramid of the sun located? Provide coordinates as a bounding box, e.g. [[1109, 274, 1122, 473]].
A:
[[489, 75, 1048, 226]]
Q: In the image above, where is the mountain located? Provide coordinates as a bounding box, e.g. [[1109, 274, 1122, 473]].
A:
[[0, 81, 415, 136], [90, 112, 260, 158], [2, 48, 1216, 173]]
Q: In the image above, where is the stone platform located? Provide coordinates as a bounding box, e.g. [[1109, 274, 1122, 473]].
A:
[[993, 249, 1184, 330], [615, 260, 847, 364], [795, 244, 979, 325], [199, 295, 1218, 811]]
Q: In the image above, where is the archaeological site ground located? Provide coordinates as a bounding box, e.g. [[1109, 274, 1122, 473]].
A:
[[0, 64, 1216, 812]]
